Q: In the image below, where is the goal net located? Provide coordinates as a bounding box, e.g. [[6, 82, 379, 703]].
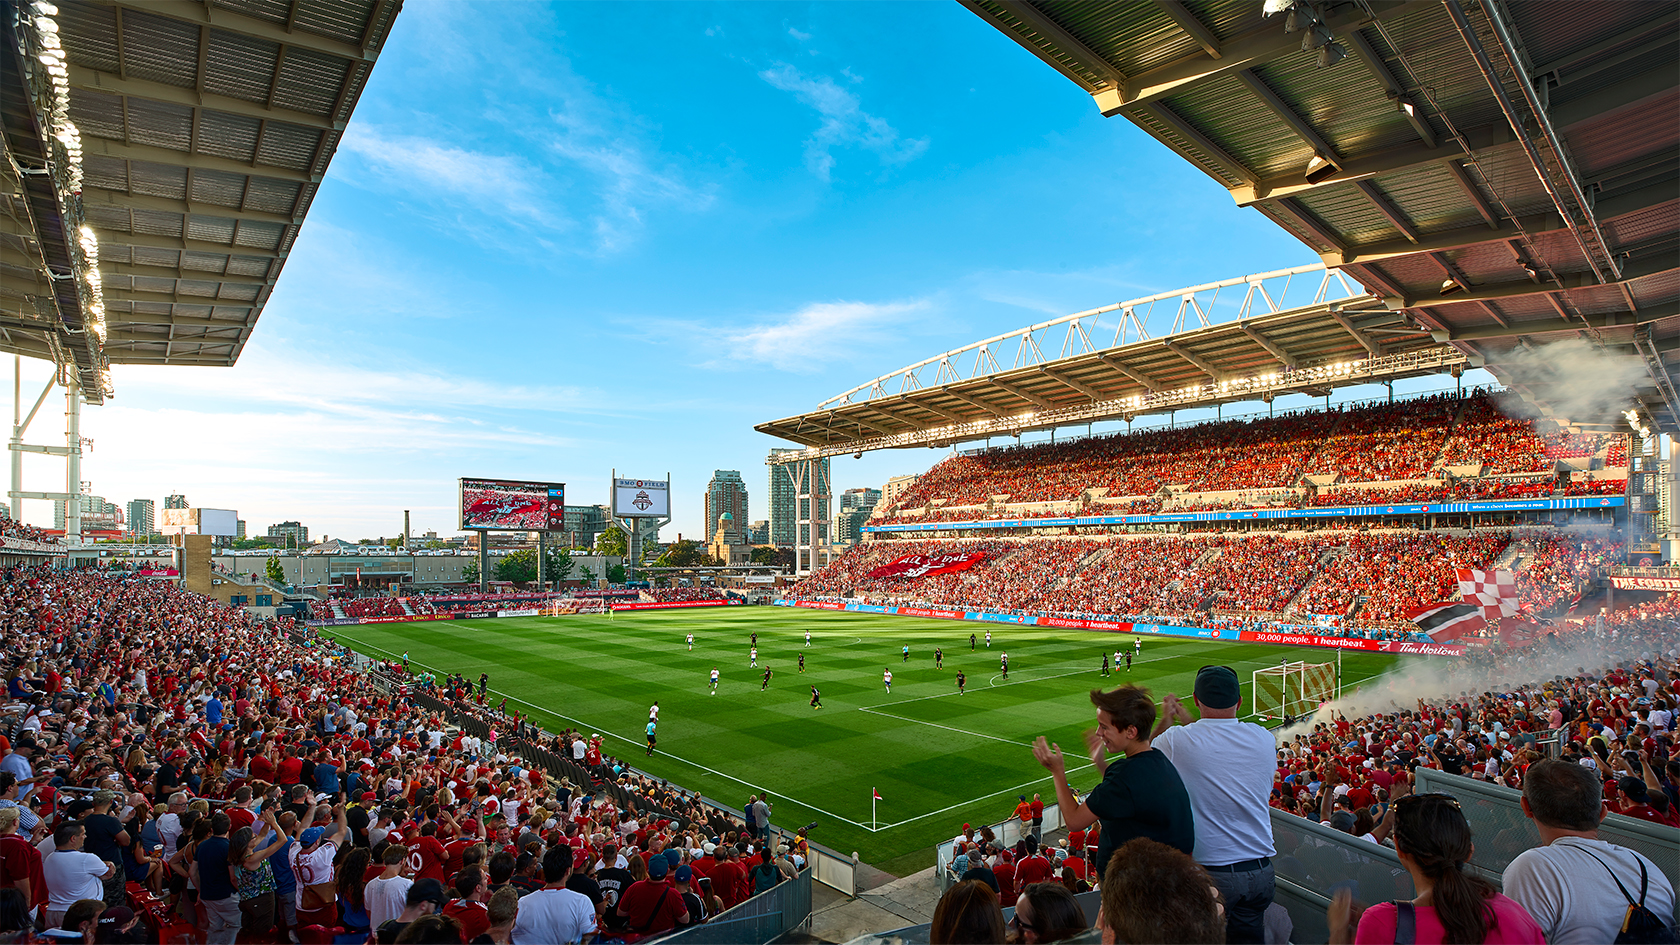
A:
[[539, 598, 609, 617], [1252, 661, 1338, 721]]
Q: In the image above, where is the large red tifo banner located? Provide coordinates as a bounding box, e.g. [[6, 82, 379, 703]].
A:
[[867, 551, 988, 580]]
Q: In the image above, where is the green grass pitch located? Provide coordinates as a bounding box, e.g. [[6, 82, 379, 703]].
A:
[[322, 608, 1400, 868]]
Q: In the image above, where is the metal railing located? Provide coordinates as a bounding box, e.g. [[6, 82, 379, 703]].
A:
[[935, 804, 1069, 893], [656, 867, 811, 945]]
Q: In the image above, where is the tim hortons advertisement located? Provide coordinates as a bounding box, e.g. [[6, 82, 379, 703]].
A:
[[867, 551, 988, 580]]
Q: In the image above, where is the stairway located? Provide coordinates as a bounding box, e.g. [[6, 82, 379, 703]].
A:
[[1282, 546, 1345, 616]]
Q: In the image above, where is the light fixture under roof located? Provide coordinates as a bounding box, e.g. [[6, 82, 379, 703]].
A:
[[1304, 153, 1338, 184], [1440, 278, 1464, 296], [1317, 41, 1346, 68]]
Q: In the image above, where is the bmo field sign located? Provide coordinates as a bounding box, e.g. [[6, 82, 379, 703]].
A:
[[613, 478, 669, 518]]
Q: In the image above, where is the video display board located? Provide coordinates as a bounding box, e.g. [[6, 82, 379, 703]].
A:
[[459, 478, 565, 530], [613, 478, 669, 518]]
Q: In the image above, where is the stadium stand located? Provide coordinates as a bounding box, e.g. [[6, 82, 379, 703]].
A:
[[0, 567, 790, 943], [0, 514, 57, 545], [872, 391, 1625, 528]]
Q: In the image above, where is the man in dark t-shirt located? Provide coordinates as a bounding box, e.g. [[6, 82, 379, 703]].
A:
[[81, 791, 128, 906], [1032, 684, 1195, 877]]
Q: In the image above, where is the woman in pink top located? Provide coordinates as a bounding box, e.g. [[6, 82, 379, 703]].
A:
[[1329, 793, 1544, 944]]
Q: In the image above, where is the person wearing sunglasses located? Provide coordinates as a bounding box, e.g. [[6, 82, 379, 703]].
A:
[[1329, 793, 1543, 944], [1007, 881, 1087, 945]]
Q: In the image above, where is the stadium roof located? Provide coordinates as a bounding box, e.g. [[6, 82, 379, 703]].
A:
[[2, 0, 400, 403], [756, 263, 1471, 457], [956, 0, 1679, 431]]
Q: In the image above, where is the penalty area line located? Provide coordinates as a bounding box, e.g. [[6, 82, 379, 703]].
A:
[[324, 628, 883, 832]]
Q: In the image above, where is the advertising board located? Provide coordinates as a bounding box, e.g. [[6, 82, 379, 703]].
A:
[[459, 479, 565, 531], [199, 508, 238, 537], [612, 478, 669, 518]]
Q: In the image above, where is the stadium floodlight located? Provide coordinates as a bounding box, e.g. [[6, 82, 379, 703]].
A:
[[1303, 24, 1333, 50], [1318, 41, 1347, 67], [1283, 3, 1314, 33], [1439, 278, 1465, 296]]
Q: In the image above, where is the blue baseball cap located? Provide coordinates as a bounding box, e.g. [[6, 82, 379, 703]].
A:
[[299, 827, 326, 847]]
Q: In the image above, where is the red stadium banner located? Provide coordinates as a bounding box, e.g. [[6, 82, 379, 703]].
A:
[[611, 600, 732, 611], [1609, 575, 1680, 592], [1037, 616, 1135, 632], [793, 600, 847, 611], [895, 606, 968, 620], [867, 551, 989, 580], [359, 614, 455, 624], [1239, 629, 1464, 656]]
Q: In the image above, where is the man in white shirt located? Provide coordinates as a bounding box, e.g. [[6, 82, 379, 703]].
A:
[[1503, 758, 1674, 944], [42, 823, 113, 928], [1152, 665, 1278, 945], [513, 846, 596, 944], [364, 844, 413, 930]]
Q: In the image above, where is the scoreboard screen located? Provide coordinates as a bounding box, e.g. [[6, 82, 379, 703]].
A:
[[458, 478, 564, 531]]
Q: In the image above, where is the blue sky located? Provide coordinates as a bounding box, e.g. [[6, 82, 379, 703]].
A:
[[53, 1, 1484, 542]]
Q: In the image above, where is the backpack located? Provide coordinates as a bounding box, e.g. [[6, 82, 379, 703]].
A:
[[1580, 847, 1677, 945]]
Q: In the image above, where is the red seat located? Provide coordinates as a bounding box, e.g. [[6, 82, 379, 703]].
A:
[[295, 925, 345, 945]]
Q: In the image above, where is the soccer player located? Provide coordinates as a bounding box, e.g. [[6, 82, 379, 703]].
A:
[[969, 633, 976, 651], [1114, 649, 1123, 672], [750, 646, 758, 668], [1000, 652, 1008, 679], [805, 629, 811, 647], [798, 653, 805, 673], [985, 630, 992, 648], [901, 645, 909, 663], [686, 633, 694, 651], [810, 686, 822, 709], [1124, 651, 1132, 671], [645, 720, 656, 756], [956, 670, 966, 695], [709, 667, 720, 693], [883, 668, 893, 693], [751, 631, 758, 647], [1134, 638, 1141, 655], [761, 667, 772, 691], [1100, 653, 1110, 676], [649, 701, 659, 722], [935, 647, 943, 669]]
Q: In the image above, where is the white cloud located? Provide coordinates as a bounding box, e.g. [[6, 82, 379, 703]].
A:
[[787, 26, 812, 41], [758, 63, 929, 181], [339, 125, 566, 233], [722, 299, 928, 372]]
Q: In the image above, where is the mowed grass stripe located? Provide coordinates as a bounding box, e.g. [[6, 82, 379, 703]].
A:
[[325, 608, 1400, 862]]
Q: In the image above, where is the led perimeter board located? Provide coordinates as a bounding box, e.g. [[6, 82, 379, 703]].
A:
[[459, 478, 565, 531]]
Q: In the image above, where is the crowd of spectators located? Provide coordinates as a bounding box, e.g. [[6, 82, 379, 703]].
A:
[[795, 527, 1627, 633], [645, 588, 736, 603], [0, 514, 57, 545], [0, 567, 800, 944], [340, 598, 409, 620], [880, 388, 1626, 521]]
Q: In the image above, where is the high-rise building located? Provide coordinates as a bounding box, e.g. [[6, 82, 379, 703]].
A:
[[561, 504, 611, 550], [705, 471, 749, 540], [164, 494, 189, 510], [126, 499, 155, 535], [882, 474, 919, 511], [748, 520, 770, 545], [268, 521, 309, 547], [840, 487, 882, 514], [834, 507, 871, 546], [236, 519, 247, 539], [769, 450, 830, 573], [55, 492, 121, 532]]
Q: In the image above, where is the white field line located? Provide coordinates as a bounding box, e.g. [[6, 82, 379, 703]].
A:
[[327, 625, 1404, 834]]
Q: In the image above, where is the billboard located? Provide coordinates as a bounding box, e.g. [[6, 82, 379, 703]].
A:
[[459, 479, 565, 531], [613, 478, 669, 518], [199, 508, 238, 537], [160, 508, 195, 535]]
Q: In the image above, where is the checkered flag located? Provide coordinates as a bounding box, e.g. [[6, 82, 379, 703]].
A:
[[1457, 568, 1518, 620]]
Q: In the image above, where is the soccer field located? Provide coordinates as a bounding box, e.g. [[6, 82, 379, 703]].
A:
[[322, 608, 1400, 867]]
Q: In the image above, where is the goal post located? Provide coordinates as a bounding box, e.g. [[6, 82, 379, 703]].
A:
[[539, 598, 609, 617], [1252, 660, 1339, 721]]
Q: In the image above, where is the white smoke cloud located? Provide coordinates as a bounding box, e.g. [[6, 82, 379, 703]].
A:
[[1490, 337, 1648, 426]]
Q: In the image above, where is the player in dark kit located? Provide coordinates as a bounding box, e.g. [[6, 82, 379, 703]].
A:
[[751, 632, 758, 647], [1101, 653, 1110, 676], [956, 670, 966, 695], [935, 647, 943, 669], [798, 653, 805, 673], [809, 686, 822, 709], [1125, 651, 1133, 671], [1000, 652, 1008, 679], [761, 667, 772, 691], [969, 633, 976, 651]]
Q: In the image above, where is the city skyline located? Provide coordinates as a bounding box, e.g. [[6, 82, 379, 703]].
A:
[[21, 1, 1486, 542]]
